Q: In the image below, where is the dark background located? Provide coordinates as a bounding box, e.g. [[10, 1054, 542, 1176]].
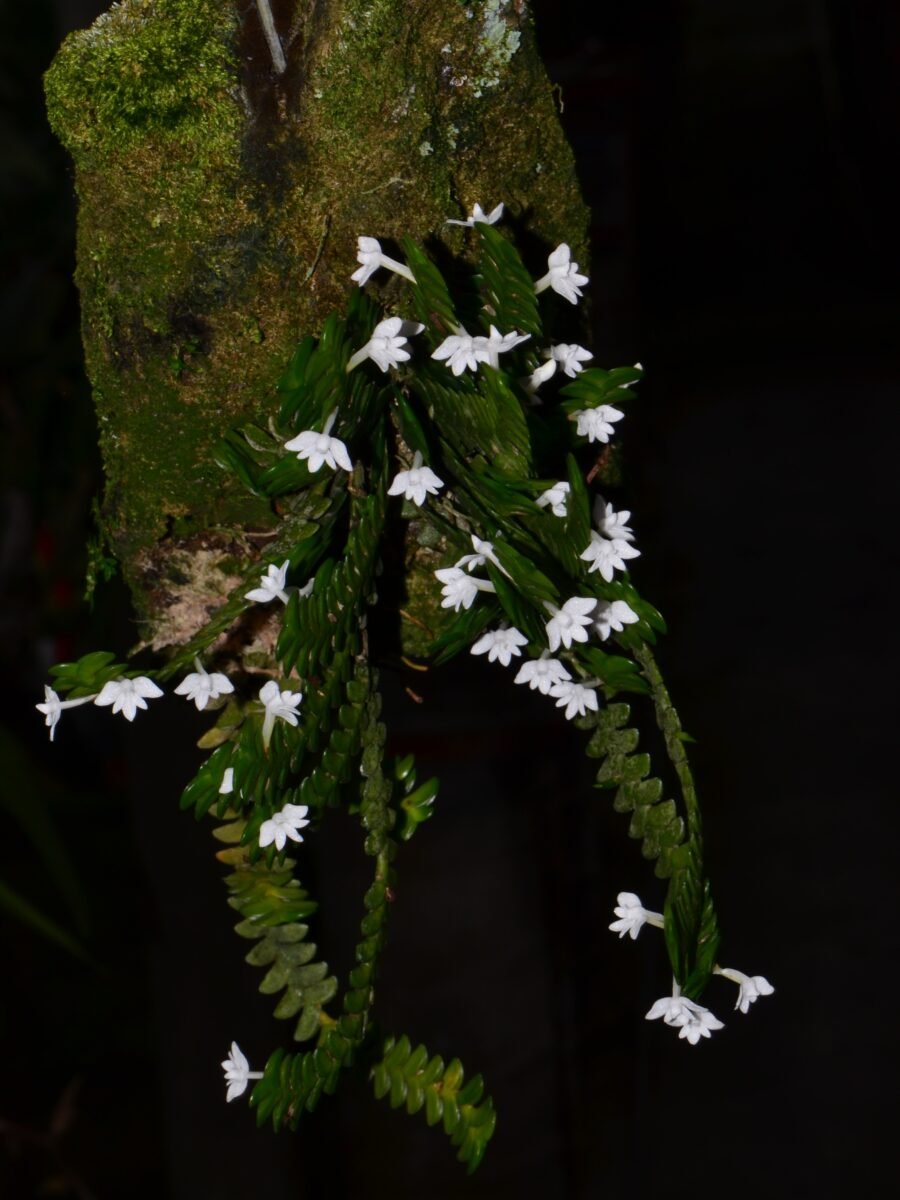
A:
[[2, 1, 898, 1197]]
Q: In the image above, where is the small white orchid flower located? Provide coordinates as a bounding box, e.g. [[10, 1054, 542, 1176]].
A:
[[388, 451, 444, 506], [536, 481, 570, 518], [284, 409, 353, 473], [581, 533, 640, 582], [593, 599, 640, 641], [474, 324, 530, 369], [714, 966, 775, 1014], [35, 685, 96, 742], [534, 243, 589, 305], [221, 1042, 263, 1102], [548, 679, 599, 720], [174, 658, 235, 710], [573, 405, 625, 444], [244, 559, 291, 605], [455, 534, 503, 574], [259, 802, 311, 851], [526, 358, 557, 393], [445, 201, 504, 227], [593, 495, 635, 542], [431, 326, 482, 376], [608, 891, 665, 940], [219, 767, 235, 795], [94, 676, 163, 722], [470, 626, 528, 667], [514, 652, 572, 695], [434, 566, 495, 612], [346, 317, 425, 373], [646, 981, 725, 1045], [259, 679, 302, 749], [548, 342, 593, 377], [544, 597, 597, 652], [350, 236, 416, 286]]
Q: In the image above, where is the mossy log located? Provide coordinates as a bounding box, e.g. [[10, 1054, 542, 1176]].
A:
[[45, 0, 587, 652]]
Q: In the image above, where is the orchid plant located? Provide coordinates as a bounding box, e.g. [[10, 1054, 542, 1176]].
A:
[[35, 210, 770, 1173]]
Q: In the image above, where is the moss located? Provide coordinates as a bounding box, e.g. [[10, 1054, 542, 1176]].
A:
[[45, 0, 588, 646]]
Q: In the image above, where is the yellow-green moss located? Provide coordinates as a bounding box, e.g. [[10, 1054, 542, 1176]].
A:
[[45, 0, 588, 646]]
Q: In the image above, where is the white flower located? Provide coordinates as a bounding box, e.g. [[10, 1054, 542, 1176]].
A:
[[350, 236, 416, 286], [445, 201, 504, 227], [514, 652, 572, 695], [431, 327, 482, 376], [259, 679, 302, 749], [544, 597, 596, 652], [534, 243, 589, 305], [549, 342, 593, 377], [593, 495, 634, 542], [219, 767, 235, 795], [455, 534, 503, 574], [608, 891, 664, 940], [244, 559, 290, 605], [470, 626, 528, 667], [174, 658, 235, 711], [94, 676, 163, 722], [646, 982, 725, 1045], [593, 599, 640, 641], [434, 566, 495, 612], [573, 405, 625, 444], [581, 533, 640, 582], [259, 802, 311, 851], [35, 685, 95, 742], [346, 317, 425, 373], [714, 966, 775, 1014], [284, 409, 353, 473], [526, 358, 557, 393], [536, 481, 570, 518], [387, 450, 444, 506], [548, 679, 599, 720], [221, 1042, 263, 1103], [474, 324, 530, 369]]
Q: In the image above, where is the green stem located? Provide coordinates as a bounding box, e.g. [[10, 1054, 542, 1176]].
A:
[[633, 641, 703, 851]]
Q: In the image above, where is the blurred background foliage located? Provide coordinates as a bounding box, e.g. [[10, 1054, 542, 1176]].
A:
[[1, 1, 898, 1197]]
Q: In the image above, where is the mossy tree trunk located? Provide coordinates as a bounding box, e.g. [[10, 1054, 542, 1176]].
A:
[[45, 0, 587, 652]]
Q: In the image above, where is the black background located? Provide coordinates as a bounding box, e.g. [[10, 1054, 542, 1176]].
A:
[[1, 1, 898, 1197]]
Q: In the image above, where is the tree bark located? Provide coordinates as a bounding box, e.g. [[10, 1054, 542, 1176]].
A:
[[45, 0, 587, 651]]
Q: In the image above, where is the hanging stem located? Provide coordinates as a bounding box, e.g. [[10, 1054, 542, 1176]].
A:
[[633, 641, 703, 849], [255, 0, 287, 75]]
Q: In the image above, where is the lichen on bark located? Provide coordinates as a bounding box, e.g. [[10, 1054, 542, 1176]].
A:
[[45, 0, 587, 653]]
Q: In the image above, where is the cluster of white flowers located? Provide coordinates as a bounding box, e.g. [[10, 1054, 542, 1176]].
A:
[[581, 495, 641, 584], [434, 534, 500, 612], [608, 891, 774, 1044], [431, 323, 530, 376]]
